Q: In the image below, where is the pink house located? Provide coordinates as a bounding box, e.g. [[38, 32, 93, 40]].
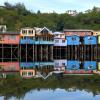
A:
[[0, 32, 20, 44], [0, 62, 20, 72]]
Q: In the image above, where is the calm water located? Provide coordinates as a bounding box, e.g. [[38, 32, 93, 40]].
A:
[[0, 47, 100, 100], [1, 89, 100, 100]]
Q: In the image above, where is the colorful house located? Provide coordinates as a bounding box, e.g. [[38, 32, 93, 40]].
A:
[[93, 31, 100, 44], [0, 62, 20, 72], [98, 62, 100, 70], [66, 35, 80, 45], [20, 69, 36, 78], [20, 62, 35, 69], [83, 61, 96, 70], [53, 32, 66, 46], [20, 27, 35, 44], [66, 60, 80, 70], [20, 62, 36, 78], [54, 59, 67, 71], [35, 27, 54, 45], [0, 31, 20, 44], [83, 35, 97, 45]]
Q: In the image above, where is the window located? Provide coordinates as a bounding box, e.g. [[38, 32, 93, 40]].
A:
[[28, 30, 33, 34], [22, 72, 27, 76], [22, 30, 27, 34], [55, 63, 59, 66], [62, 63, 65, 66], [62, 40, 65, 43], [72, 37, 76, 40], [88, 36, 92, 40], [55, 39, 59, 43], [9, 35, 16, 40], [28, 72, 33, 75]]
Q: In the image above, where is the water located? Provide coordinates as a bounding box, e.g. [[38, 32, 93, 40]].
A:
[[1, 88, 100, 100], [0, 46, 100, 100]]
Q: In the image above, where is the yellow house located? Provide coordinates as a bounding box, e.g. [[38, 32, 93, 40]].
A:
[[98, 62, 100, 70], [20, 69, 36, 78], [93, 31, 100, 44]]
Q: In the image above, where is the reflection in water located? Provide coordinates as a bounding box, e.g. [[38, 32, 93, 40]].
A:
[[4, 89, 100, 100], [1, 75, 100, 100]]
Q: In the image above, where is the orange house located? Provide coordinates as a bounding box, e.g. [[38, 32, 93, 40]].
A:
[[0, 31, 20, 44]]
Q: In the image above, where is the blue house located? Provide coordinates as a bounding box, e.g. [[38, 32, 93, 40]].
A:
[[83, 36, 97, 45], [66, 35, 80, 45], [67, 60, 80, 70], [20, 62, 35, 69], [83, 61, 96, 70]]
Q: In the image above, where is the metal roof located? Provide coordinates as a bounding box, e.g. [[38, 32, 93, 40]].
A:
[[0, 31, 20, 34], [63, 29, 93, 32]]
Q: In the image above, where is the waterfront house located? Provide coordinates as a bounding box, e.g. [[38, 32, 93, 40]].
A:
[[0, 62, 20, 72], [54, 59, 67, 71], [53, 32, 66, 46], [35, 27, 54, 45], [20, 27, 35, 44], [66, 35, 80, 45], [66, 60, 80, 70], [83, 61, 96, 70], [83, 35, 97, 45], [20, 69, 36, 78]]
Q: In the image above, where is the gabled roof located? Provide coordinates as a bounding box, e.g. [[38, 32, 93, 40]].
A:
[[36, 27, 52, 35]]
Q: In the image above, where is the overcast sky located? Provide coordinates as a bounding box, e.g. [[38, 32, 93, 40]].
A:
[[0, 0, 100, 13]]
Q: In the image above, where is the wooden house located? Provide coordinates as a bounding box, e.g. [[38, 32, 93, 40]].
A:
[[0, 62, 20, 72], [66, 35, 80, 45], [53, 32, 66, 46], [83, 61, 96, 70], [35, 27, 54, 45], [66, 60, 80, 70], [20, 27, 35, 44], [0, 31, 20, 44]]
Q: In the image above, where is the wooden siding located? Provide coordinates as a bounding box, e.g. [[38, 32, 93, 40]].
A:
[[64, 70, 93, 74], [83, 36, 97, 45], [83, 61, 96, 70], [67, 61, 80, 70], [54, 38, 67, 46], [0, 62, 20, 71], [98, 36, 100, 44], [66, 35, 80, 45], [20, 62, 35, 69], [0, 35, 20, 44], [98, 62, 100, 70], [64, 31, 92, 37]]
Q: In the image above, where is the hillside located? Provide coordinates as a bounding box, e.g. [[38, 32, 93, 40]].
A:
[[0, 2, 100, 31]]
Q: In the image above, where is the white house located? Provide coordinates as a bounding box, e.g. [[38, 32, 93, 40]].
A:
[[54, 59, 67, 71], [53, 32, 67, 46]]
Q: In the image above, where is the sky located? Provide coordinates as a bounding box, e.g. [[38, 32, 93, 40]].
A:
[[0, 0, 100, 13]]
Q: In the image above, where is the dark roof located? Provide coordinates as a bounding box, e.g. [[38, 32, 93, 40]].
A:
[[0, 31, 20, 34]]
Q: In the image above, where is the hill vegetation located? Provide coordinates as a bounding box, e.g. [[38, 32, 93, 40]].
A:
[[0, 2, 100, 31]]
